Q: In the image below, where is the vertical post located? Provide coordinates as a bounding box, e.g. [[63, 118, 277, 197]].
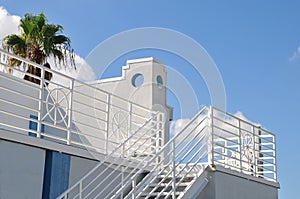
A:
[[127, 103, 132, 156], [37, 65, 45, 138], [67, 79, 74, 145], [132, 179, 136, 199], [238, 120, 242, 172], [252, 125, 257, 177], [79, 182, 82, 199], [258, 127, 264, 178], [273, 134, 277, 181], [207, 106, 214, 165], [121, 166, 124, 198], [172, 139, 176, 199], [105, 94, 111, 155], [155, 113, 161, 166]]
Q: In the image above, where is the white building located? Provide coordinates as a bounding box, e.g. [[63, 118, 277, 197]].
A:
[[0, 49, 279, 199]]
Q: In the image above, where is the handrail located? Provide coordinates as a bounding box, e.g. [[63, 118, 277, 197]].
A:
[[212, 106, 276, 137], [56, 111, 162, 199], [128, 113, 209, 198], [85, 120, 161, 198], [118, 106, 277, 198], [114, 106, 209, 198], [117, 107, 210, 199]]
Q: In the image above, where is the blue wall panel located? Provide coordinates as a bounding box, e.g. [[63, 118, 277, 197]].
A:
[[42, 150, 70, 199]]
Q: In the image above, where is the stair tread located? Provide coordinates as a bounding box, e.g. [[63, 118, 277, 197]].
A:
[[158, 175, 195, 179], [149, 182, 190, 187], [139, 191, 182, 196]]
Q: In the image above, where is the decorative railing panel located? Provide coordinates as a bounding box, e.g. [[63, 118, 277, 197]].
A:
[[210, 107, 277, 181], [0, 49, 161, 157]]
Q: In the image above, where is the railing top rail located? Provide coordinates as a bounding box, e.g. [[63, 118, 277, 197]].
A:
[[211, 106, 276, 137]]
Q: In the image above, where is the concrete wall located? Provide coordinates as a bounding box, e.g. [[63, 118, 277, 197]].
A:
[[68, 156, 137, 198], [194, 166, 279, 199], [0, 136, 144, 199], [0, 139, 45, 199], [69, 156, 98, 188]]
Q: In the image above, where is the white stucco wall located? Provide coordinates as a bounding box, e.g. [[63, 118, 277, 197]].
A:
[[88, 58, 173, 145], [192, 166, 279, 199], [0, 139, 45, 199]]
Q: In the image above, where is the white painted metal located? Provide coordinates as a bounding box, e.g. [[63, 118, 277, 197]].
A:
[[0, 49, 157, 157], [107, 106, 276, 199]]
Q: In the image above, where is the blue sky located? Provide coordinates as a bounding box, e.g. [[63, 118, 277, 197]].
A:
[[1, 1, 299, 198]]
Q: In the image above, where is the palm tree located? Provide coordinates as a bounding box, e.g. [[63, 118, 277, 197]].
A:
[[2, 13, 75, 84]]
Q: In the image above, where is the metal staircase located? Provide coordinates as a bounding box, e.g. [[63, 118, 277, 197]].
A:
[[58, 105, 277, 199], [58, 107, 211, 199], [56, 111, 165, 199], [131, 165, 206, 199], [119, 107, 210, 199]]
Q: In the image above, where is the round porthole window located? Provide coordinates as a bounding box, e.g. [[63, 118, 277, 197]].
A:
[[131, 73, 144, 87], [157, 75, 163, 89]]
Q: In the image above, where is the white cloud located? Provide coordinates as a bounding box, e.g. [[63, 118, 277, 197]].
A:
[[0, 7, 20, 40], [49, 54, 96, 82], [170, 109, 260, 138], [234, 111, 260, 126], [289, 46, 300, 62], [170, 113, 207, 140], [170, 118, 191, 136], [0, 6, 96, 82], [234, 111, 249, 122]]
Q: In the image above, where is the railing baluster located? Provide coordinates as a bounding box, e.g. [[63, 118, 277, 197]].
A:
[[172, 139, 176, 199], [238, 120, 242, 172], [79, 182, 82, 199], [105, 93, 111, 155], [132, 179, 136, 199], [37, 65, 45, 138], [67, 79, 74, 145], [208, 106, 214, 165]]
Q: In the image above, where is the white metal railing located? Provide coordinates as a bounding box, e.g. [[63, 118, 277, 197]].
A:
[[56, 106, 276, 198], [123, 106, 210, 199], [210, 107, 277, 182], [0, 48, 159, 157], [57, 111, 164, 199], [107, 106, 276, 198]]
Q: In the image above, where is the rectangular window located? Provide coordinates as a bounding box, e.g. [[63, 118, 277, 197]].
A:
[[29, 115, 44, 137]]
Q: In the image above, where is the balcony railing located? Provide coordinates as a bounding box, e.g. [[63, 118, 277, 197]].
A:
[[209, 107, 277, 182], [0, 49, 163, 157]]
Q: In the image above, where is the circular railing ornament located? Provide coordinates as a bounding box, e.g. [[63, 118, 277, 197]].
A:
[[46, 88, 69, 124], [241, 132, 254, 170], [111, 111, 129, 142]]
